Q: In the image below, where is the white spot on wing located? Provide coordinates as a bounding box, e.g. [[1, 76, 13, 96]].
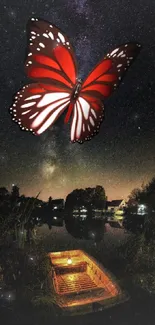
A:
[[110, 48, 119, 56], [43, 33, 49, 38], [21, 102, 36, 108], [39, 42, 45, 48], [21, 109, 31, 115], [49, 32, 54, 40], [117, 51, 124, 57], [29, 112, 38, 119], [58, 32, 65, 43], [25, 95, 41, 101]]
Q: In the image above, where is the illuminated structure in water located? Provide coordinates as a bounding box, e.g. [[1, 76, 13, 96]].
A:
[[72, 206, 105, 221]]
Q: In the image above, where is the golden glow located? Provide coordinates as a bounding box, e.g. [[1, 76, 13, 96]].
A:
[[67, 258, 72, 265], [48, 250, 127, 313]]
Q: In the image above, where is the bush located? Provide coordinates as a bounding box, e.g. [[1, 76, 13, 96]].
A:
[[119, 234, 155, 272], [0, 241, 51, 303], [118, 233, 155, 294], [134, 272, 155, 294]]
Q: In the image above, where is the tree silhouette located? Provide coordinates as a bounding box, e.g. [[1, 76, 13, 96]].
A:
[[0, 187, 9, 198], [11, 185, 20, 206]]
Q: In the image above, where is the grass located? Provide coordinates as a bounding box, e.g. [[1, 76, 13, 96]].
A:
[[117, 233, 155, 294]]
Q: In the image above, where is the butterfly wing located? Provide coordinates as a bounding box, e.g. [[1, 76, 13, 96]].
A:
[[81, 43, 141, 99], [10, 83, 71, 135], [25, 18, 78, 89], [10, 18, 78, 134], [70, 95, 104, 143], [71, 43, 141, 143]]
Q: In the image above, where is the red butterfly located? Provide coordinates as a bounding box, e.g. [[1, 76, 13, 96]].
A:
[[10, 18, 141, 144]]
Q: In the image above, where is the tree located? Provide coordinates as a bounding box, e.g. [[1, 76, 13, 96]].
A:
[[128, 188, 142, 205], [0, 187, 9, 198], [93, 185, 106, 208], [65, 186, 106, 211], [11, 184, 20, 202], [48, 196, 52, 206]]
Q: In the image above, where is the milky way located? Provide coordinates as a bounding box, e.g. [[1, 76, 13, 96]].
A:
[[0, 0, 155, 201]]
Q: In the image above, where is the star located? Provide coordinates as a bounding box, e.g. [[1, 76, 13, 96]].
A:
[[8, 9, 17, 19], [133, 113, 139, 121]]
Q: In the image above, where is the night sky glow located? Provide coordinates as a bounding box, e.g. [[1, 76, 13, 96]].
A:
[[0, 0, 155, 201]]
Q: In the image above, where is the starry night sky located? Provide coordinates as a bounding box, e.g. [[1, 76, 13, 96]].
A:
[[0, 0, 155, 201]]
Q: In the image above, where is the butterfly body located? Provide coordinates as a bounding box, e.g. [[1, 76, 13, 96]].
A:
[[72, 79, 82, 100], [64, 79, 83, 124], [10, 18, 141, 143]]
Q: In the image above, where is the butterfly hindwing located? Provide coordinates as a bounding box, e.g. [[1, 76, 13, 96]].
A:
[[71, 95, 104, 143], [10, 83, 71, 135]]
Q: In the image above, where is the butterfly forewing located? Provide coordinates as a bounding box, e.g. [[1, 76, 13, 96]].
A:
[[25, 18, 78, 89], [10, 83, 71, 135], [81, 43, 141, 100], [104, 42, 141, 90]]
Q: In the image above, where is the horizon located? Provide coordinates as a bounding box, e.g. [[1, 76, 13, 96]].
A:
[[2, 179, 147, 202]]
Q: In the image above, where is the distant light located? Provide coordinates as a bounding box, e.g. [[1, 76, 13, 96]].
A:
[[89, 231, 96, 239], [53, 216, 57, 220], [137, 204, 146, 215], [20, 231, 24, 235], [53, 206, 58, 210], [80, 209, 87, 212], [67, 258, 72, 265], [29, 257, 34, 261], [6, 292, 14, 301]]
